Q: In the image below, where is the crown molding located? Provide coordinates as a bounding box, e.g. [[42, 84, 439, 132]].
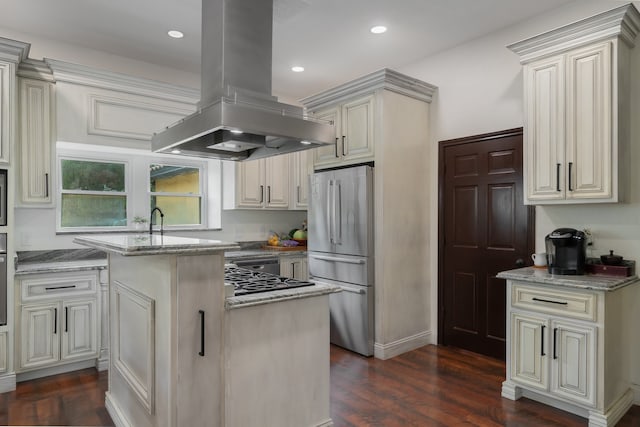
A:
[[0, 37, 30, 63], [508, 3, 640, 64], [17, 58, 55, 82], [300, 68, 437, 111], [45, 58, 199, 104]]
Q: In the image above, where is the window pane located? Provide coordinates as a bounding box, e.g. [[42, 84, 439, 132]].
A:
[[61, 194, 127, 227], [151, 196, 201, 225], [61, 160, 125, 191], [150, 164, 200, 193]]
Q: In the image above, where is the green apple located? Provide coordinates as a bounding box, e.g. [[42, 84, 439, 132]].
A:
[[293, 229, 307, 239]]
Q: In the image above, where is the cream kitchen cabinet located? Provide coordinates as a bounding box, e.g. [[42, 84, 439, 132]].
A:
[[499, 270, 640, 427], [232, 155, 290, 209], [16, 271, 99, 374], [508, 4, 639, 204], [0, 61, 13, 164], [18, 73, 55, 206], [290, 149, 312, 209], [308, 94, 374, 169], [280, 254, 308, 280]]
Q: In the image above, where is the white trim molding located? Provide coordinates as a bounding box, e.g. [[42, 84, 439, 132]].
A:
[[373, 330, 433, 360], [45, 58, 199, 104], [301, 68, 437, 111], [508, 3, 640, 64], [0, 37, 30, 63], [0, 373, 16, 393]]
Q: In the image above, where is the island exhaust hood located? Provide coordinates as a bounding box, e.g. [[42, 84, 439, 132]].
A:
[[151, 0, 334, 161]]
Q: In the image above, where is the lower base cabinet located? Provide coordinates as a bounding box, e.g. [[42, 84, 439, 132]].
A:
[[502, 279, 638, 427], [16, 271, 100, 373], [280, 254, 308, 280]]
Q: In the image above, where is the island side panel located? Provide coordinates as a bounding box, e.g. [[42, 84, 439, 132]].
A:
[[107, 253, 175, 427], [225, 294, 332, 427], [175, 253, 225, 427], [106, 252, 227, 427]]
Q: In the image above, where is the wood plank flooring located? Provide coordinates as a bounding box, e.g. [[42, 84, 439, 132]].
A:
[[0, 344, 638, 426]]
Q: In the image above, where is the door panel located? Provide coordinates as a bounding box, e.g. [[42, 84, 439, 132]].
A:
[[439, 128, 534, 360], [308, 171, 333, 253]]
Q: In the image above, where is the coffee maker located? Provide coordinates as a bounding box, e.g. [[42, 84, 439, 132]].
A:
[[545, 228, 587, 275]]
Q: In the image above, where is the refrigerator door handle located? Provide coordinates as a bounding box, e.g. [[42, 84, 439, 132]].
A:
[[328, 180, 334, 244], [335, 181, 342, 245], [310, 254, 366, 265], [338, 285, 366, 295]]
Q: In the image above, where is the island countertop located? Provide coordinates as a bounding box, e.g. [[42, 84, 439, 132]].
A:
[[73, 234, 239, 256], [497, 266, 639, 291]]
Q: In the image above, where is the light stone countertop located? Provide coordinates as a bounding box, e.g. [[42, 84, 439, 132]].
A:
[[497, 266, 639, 291], [225, 281, 341, 310], [73, 234, 239, 256], [15, 259, 108, 276]]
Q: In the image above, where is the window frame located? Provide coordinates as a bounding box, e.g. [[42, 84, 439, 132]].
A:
[[57, 155, 131, 233], [56, 142, 218, 233]]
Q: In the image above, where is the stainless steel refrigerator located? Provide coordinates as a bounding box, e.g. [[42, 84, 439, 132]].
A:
[[308, 165, 374, 356]]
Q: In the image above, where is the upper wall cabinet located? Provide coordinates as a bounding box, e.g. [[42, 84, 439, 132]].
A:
[[310, 95, 375, 169], [508, 4, 640, 204], [18, 60, 56, 206], [229, 155, 290, 210], [0, 38, 30, 165]]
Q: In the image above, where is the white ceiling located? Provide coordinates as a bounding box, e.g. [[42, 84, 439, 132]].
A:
[[1, 0, 573, 100]]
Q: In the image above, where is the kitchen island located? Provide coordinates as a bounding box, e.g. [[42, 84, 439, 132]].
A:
[[74, 234, 337, 427]]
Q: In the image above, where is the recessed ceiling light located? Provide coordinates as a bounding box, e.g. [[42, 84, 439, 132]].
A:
[[291, 66, 305, 73], [168, 30, 184, 39], [370, 26, 387, 34]]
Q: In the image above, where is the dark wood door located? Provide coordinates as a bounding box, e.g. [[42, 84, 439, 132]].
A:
[[438, 128, 534, 360]]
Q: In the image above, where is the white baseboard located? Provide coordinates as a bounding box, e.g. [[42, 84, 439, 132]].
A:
[[16, 359, 96, 382], [631, 383, 640, 405], [0, 373, 16, 393], [373, 330, 433, 360], [96, 353, 109, 372], [106, 391, 131, 427]]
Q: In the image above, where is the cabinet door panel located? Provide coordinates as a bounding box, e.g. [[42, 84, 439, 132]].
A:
[[312, 107, 340, 168], [292, 150, 311, 209], [62, 299, 98, 361], [20, 303, 60, 370], [0, 62, 12, 163], [511, 313, 548, 391], [565, 42, 612, 200], [342, 95, 374, 161], [236, 160, 265, 208], [265, 155, 289, 208], [524, 56, 565, 201], [551, 320, 596, 407], [19, 78, 53, 204]]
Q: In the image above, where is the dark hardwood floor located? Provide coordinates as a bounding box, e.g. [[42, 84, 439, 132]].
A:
[[0, 345, 639, 426]]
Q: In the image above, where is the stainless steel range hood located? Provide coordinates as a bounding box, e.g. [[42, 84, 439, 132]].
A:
[[151, 0, 334, 161]]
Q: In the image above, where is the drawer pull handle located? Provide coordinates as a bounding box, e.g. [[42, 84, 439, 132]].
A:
[[532, 297, 568, 305], [54, 308, 58, 334], [45, 285, 77, 291], [540, 325, 545, 356], [553, 328, 558, 360]]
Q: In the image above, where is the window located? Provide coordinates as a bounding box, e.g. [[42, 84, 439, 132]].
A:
[[56, 142, 220, 232], [149, 164, 202, 226], [60, 159, 127, 228]]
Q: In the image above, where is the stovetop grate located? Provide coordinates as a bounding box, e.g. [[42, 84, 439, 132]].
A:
[[225, 266, 314, 296]]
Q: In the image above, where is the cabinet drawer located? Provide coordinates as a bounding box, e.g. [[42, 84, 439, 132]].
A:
[[511, 283, 596, 321], [20, 272, 98, 302]]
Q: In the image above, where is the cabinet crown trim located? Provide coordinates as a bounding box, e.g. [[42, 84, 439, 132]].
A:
[[300, 68, 436, 111], [18, 58, 55, 82], [0, 37, 30, 63], [508, 3, 640, 63], [44, 58, 200, 104]]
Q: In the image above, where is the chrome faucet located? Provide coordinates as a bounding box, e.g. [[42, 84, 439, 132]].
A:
[[150, 207, 165, 235]]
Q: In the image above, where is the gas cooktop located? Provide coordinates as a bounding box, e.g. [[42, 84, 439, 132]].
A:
[[225, 266, 314, 296]]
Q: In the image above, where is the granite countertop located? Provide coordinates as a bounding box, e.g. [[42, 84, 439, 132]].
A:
[[225, 281, 340, 310], [15, 248, 108, 276], [15, 259, 108, 275], [497, 266, 640, 291], [74, 234, 239, 256]]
